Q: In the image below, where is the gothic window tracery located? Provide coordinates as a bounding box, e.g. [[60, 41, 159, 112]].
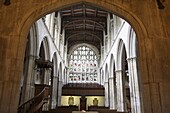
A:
[[68, 46, 98, 83]]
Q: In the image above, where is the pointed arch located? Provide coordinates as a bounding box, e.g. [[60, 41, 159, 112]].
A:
[[68, 43, 100, 58], [38, 37, 50, 60], [127, 27, 137, 58], [109, 54, 117, 109], [116, 39, 126, 71], [29, 23, 38, 56]]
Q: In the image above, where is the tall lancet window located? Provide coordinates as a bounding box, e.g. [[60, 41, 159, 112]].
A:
[[68, 46, 98, 83]]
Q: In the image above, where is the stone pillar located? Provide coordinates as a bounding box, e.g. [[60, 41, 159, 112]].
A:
[[57, 80, 63, 106], [115, 70, 126, 112], [109, 77, 116, 109], [110, 19, 114, 44], [107, 13, 111, 51], [44, 68, 52, 85], [64, 41, 68, 65], [127, 58, 143, 113], [0, 34, 27, 113], [45, 14, 51, 29], [104, 36, 108, 57], [54, 18, 58, 44], [56, 12, 61, 50], [104, 81, 109, 107], [20, 54, 37, 104], [60, 30, 65, 58], [45, 13, 55, 37], [49, 13, 55, 37], [101, 46, 104, 64], [51, 76, 58, 109]]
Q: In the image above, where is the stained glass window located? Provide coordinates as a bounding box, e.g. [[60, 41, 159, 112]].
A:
[[68, 46, 98, 83]]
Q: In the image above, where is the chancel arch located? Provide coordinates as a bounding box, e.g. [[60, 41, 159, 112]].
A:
[[0, 1, 153, 113]]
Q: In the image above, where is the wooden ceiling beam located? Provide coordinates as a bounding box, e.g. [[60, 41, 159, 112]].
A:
[[62, 16, 106, 22]]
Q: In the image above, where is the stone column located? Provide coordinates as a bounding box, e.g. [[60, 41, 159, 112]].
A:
[[0, 34, 28, 113], [101, 46, 104, 64], [104, 36, 108, 57], [109, 77, 116, 109], [57, 80, 63, 106], [49, 13, 55, 37], [51, 76, 58, 109], [115, 70, 126, 112], [45, 14, 51, 29], [104, 81, 109, 107], [54, 18, 58, 44], [110, 19, 114, 44], [56, 12, 61, 49], [127, 58, 143, 113], [107, 13, 111, 51], [60, 30, 65, 58], [44, 68, 52, 85], [64, 41, 68, 66], [20, 54, 37, 104], [45, 13, 55, 37]]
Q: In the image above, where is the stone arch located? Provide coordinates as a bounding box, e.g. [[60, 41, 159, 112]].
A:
[[16, 3, 148, 110], [116, 39, 126, 71], [29, 23, 38, 56], [19, 1, 148, 44], [36, 37, 51, 85], [109, 54, 117, 109], [126, 27, 143, 113], [39, 37, 50, 60], [68, 43, 100, 58], [1, 1, 150, 113], [18, 23, 40, 107], [115, 38, 129, 112], [127, 27, 137, 58]]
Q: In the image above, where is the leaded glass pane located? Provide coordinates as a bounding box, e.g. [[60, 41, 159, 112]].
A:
[[68, 46, 98, 83]]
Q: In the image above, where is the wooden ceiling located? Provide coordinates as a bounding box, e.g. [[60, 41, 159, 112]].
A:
[[59, 3, 109, 53]]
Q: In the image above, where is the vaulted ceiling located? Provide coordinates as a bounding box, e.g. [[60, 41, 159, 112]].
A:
[[59, 3, 110, 53]]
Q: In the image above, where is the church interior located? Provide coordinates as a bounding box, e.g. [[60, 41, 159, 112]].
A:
[[0, 0, 170, 113]]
